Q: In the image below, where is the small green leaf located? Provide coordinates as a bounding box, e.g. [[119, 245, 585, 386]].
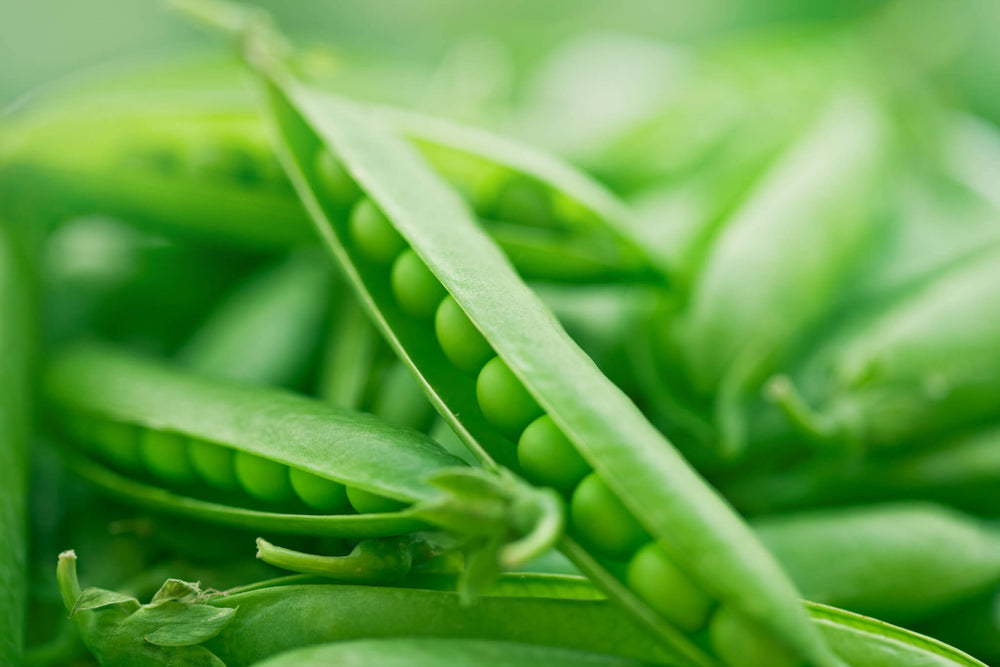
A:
[[71, 588, 140, 617], [120, 602, 237, 647]]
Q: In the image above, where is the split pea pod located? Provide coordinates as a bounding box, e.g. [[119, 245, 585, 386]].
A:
[[0, 222, 36, 666], [252, 47, 841, 667], [43, 343, 465, 537], [766, 245, 1000, 451], [0, 59, 658, 284]]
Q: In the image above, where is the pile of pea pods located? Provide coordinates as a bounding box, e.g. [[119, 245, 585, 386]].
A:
[[2, 2, 999, 666]]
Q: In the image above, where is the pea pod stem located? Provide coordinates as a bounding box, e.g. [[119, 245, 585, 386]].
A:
[[255, 536, 423, 584]]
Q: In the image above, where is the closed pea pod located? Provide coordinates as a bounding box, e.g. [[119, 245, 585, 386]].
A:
[[43, 344, 465, 537], [253, 48, 841, 667], [663, 94, 889, 454], [57, 552, 986, 667], [767, 246, 1000, 452]]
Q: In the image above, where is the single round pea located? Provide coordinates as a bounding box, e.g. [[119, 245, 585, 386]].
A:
[[476, 356, 543, 436], [391, 250, 447, 319], [570, 473, 646, 560], [708, 606, 801, 667], [346, 487, 407, 514], [188, 439, 239, 491], [315, 149, 361, 206], [139, 430, 196, 485], [349, 198, 405, 264], [289, 468, 350, 513], [234, 452, 294, 504], [517, 415, 589, 493], [626, 542, 712, 633], [435, 295, 493, 373], [94, 420, 141, 470]]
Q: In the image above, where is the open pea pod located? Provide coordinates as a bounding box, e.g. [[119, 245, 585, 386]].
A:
[[0, 58, 658, 285], [0, 223, 36, 666], [247, 35, 841, 667], [43, 343, 466, 537]]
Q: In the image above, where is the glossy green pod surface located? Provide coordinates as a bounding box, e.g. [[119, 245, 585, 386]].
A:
[[255, 56, 841, 667], [44, 344, 465, 536]]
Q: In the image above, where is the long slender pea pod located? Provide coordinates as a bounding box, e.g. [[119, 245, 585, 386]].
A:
[[177, 252, 334, 389], [766, 245, 1000, 452], [661, 93, 889, 454], [218, 15, 843, 666], [56, 553, 988, 667], [725, 426, 1000, 516], [754, 503, 1000, 624], [253, 639, 655, 667], [0, 222, 36, 666], [0, 58, 658, 285], [43, 343, 465, 537]]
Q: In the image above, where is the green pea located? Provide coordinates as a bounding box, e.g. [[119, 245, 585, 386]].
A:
[[346, 487, 407, 514], [349, 199, 405, 264], [390, 250, 447, 319], [626, 542, 712, 633], [187, 439, 239, 491], [315, 149, 361, 207], [289, 468, 350, 513], [570, 473, 646, 560], [708, 606, 801, 667], [93, 420, 141, 470], [435, 295, 493, 373], [476, 357, 543, 437], [234, 452, 294, 504], [517, 415, 589, 493], [138, 430, 196, 485]]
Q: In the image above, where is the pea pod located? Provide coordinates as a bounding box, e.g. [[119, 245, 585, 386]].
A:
[[662, 93, 889, 454], [725, 426, 1000, 516], [755, 503, 1000, 624], [57, 553, 987, 667], [253, 639, 655, 667], [0, 222, 35, 666], [44, 343, 465, 537], [244, 27, 840, 667], [0, 58, 657, 284], [177, 252, 334, 390], [767, 245, 1000, 451]]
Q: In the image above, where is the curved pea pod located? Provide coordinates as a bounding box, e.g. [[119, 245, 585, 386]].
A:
[[0, 223, 35, 666], [43, 343, 466, 537], [177, 252, 334, 389], [251, 48, 841, 667], [1, 59, 659, 285], [253, 639, 656, 667], [767, 245, 1000, 451], [663, 93, 889, 454], [754, 503, 1000, 624]]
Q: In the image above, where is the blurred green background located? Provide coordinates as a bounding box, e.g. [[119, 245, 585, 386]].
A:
[[3, 0, 999, 123]]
